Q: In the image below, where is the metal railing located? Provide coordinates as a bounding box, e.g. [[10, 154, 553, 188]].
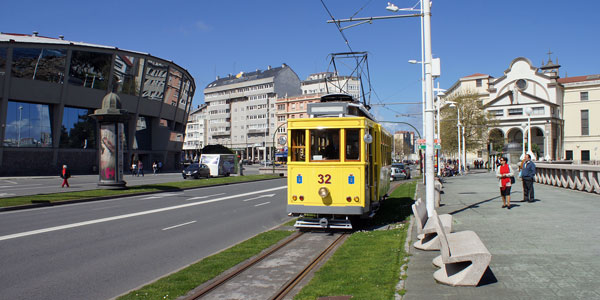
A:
[[535, 163, 600, 194]]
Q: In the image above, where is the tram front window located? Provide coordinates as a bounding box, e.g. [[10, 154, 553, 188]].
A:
[[310, 129, 339, 161], [345, 129, 360, 161]]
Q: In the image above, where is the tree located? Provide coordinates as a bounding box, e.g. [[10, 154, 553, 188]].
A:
[[439, 89, 498, 157]]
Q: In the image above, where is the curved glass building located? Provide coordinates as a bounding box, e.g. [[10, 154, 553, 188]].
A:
[[0, 32, 195, 176]]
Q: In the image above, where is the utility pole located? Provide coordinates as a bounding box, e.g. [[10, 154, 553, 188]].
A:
[[423, 0, 436, 216]]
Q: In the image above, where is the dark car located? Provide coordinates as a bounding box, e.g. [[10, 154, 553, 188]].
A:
[[392, 163, 411, 179], [182, 163, 210, 179]]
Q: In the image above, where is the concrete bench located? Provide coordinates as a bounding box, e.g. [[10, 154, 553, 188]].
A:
[[412, 198, 452, 251], [431, 211, 492, 286]]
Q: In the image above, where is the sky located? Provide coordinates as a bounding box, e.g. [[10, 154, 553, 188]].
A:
[[2, 0, 599, 134]]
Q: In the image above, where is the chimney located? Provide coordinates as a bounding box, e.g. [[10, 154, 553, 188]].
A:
[[216, 75, 220, 80], [282, 63, 287, 68], [267, 65, 272, 70], [32, 31, 39, 37], [59, 35, 64, 40]]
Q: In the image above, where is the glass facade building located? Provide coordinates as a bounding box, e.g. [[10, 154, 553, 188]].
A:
[[0, 33, 195, 175]]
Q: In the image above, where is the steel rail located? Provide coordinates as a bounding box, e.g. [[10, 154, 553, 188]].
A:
[[268, 233, 349, 300], [185, 231, 304, 300]]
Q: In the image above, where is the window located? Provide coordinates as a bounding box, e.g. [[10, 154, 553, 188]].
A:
[[142, 60, 168, 101], [508, 108, 523, 116], [476, 79, 482, 87], [114, 54, 143, 96], [60, 107, 96, 149], [581, 110, 589, 135], [0, 47, 6, 76], [532, 107, 545, 115], [12, 48, 66, 83], [565, 150, 573, 160], [582, 150, 590, 162], [290, 130, 306, 162], [489, 109, 503, 117], [3, 101, 52, 147], [69, 50, 111, 90], [345, 129, 361, 161], [580, 92, 589, 101], [310, 129, 340, 161]]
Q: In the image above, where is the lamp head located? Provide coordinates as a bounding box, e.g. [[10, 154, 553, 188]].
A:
[[408, 59, 418, 64], [386, 2, 400, 12], [525, 107, 533, 115]]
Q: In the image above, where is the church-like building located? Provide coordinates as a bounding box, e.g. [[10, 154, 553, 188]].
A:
[[440, 54, 599, 164]]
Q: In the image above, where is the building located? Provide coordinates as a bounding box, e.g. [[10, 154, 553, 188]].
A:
[[182, 104, 208, 161], [559, 75, 600, 163], [203, 64, 301, 161], [393, 130, 415, 160], [0, 32, 195, 176], [301, 72, 361, 100]]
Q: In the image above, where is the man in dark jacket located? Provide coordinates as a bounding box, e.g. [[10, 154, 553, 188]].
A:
[[521, 154, 536, 202]]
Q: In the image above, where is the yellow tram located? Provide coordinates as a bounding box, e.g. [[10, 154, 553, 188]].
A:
[[286, 94, 392, 229]]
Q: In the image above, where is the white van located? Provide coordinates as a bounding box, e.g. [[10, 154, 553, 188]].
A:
[[200, 154, 236, 177]]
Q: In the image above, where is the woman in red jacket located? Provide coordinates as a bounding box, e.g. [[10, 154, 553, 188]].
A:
[[60, 165, 71, 188]]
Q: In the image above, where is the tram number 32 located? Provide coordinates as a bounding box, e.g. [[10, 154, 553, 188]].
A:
[[317, 174, 332, 184]]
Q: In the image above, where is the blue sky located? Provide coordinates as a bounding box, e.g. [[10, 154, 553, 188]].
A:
[[3, 0, 599, 133]]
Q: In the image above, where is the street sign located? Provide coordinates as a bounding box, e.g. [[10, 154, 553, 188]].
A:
[[419, 144, 426, 150], [435, 144, 441, 149]]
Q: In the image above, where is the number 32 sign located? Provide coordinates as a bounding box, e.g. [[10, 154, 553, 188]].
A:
[[318, 174, 331, 184]]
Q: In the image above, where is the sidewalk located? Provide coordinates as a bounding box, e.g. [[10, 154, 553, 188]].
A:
[[404, 171, 600, 300]]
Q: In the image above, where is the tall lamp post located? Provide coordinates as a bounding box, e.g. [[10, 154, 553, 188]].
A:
[[434, 87, 445, 177], [447, 101, 462, 174], [520, 122, 527, 160], [525, 107, 536, 160]]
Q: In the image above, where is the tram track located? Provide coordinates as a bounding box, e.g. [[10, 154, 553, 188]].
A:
[[184, 231, 348, 300]]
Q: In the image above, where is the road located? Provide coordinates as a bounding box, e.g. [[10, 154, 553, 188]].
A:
[[0, 165, 263, 198], [0, 178, 290, 300]]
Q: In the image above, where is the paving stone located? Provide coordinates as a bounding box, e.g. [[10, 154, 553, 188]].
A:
[[402, 172, 600, 299]]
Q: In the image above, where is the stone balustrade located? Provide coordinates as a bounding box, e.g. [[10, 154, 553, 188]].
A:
[[535, 163, 600, 194]]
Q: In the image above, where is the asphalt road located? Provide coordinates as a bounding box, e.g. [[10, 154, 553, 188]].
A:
[[0, 178, 290, 300], [0, 165, 263, 198]]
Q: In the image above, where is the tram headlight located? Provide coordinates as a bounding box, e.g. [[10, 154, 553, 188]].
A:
[[354, 196, 360, 202], [318, 187, 329, 198], [292, 195, 298, 201], [346, 196, 352, 202]]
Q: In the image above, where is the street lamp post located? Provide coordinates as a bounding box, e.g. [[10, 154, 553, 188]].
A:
[[448, 102, 462, 174], [521, 122, 527, 160], [525, 107, 535, 160]]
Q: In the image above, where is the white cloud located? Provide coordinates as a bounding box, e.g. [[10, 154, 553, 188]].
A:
[[194, 20, 211, 32]]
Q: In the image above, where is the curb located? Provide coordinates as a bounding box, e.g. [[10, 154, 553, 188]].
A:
[[0, 176, 283, 212]]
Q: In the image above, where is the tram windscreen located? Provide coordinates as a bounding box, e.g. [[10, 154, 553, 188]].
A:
[[310, 129, 340, 161]]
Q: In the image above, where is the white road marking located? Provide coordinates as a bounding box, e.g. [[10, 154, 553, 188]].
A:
[[254, 202, 271, 207], [141, 193, 181, 200], [162, 221, 197, 231], [243, 193, 275, 201], [0, 193, 16, 197], [187, 193, 226, 201], [0, 185, 286, 242]]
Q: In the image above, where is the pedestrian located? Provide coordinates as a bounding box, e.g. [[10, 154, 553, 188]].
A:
[[495, 156, 514, 209], [138, 160, 144, 177], [521, 154, 536, 202], [152, 161, 158, 175], [131, 162, 137, 176], [158, 161, 162, 173], [60, 164, 71, 188]]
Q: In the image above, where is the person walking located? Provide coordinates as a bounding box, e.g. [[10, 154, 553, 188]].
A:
[[138, 160, 144, 177], [60, 165, 71, 188], [152, 161, 158, 175], [495, 157, 514, 209], [521, 154, 536, 202]]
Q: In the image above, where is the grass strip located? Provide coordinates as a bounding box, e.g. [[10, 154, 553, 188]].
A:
[[294, 181, 416, 300], [117, 229, 294, 300], [0, 174, 280, 208]]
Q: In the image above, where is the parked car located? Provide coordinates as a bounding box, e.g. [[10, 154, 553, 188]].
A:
[[392, 163, 411, 179], [182, 163, 210, 179], [390, 167, 406, 181], [241, 159, 253, 165]]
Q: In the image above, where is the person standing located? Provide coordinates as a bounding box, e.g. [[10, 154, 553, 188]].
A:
[[495, 157, 514, 209], [60, 165, 71, 188], [152, 161, 158, 175], [138, 160, 144, 177], [521, 154, 536, 202]]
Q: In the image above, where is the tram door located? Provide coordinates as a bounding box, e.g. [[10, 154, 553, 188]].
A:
[[366, 128, 374, 206]]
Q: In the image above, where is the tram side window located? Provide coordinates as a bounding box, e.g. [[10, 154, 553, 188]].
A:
[[290, 129, 306, 162], [310, 129, 340, 161], [345, 129, 360, 161]]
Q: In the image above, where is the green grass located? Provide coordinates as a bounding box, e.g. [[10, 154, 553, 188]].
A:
[[117, 230, 294, 300], [294, 181, 416, 300], [0, 174, 280, 208]]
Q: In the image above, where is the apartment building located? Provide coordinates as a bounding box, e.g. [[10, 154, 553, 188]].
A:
[[182, 104, 208, 161], [301, 72, 361, 100], [203, 64, 301, 161]]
